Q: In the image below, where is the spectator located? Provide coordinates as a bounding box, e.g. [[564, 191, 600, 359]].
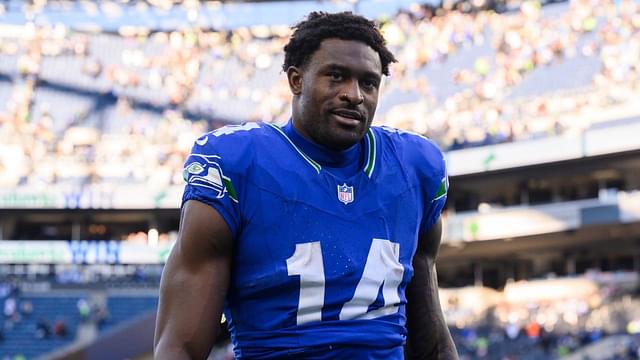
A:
[[53, 319, 68, 337], [92, 303, 110, 327], [3, 298, 15, 318], [77, 298, 91, 322], [526, 321, 542, 339], [505, 322, 520, 340], [19, 300, 33, 317], [35, 318, 51, 339]]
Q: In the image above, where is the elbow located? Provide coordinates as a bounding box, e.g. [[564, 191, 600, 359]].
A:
[[153, 337, 180, 360], [153, 337, 191, 360], [154, 338, 215, 360], [153, 340, 167, 360]]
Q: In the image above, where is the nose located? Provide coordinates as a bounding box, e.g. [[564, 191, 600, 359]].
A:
[[339, 80, 364, 105]]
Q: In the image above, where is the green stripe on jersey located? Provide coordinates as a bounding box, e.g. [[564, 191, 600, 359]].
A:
[[364, 129, 376, 178], [433, 178, 447, 202], [267, 123, 321, 173], [222, 177, 238, 203]]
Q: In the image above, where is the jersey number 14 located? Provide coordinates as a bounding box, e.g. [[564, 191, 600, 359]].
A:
[[286, 239, 404, 325]]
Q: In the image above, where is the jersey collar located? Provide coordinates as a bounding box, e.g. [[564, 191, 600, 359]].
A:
[[268, 121, 377, 178]]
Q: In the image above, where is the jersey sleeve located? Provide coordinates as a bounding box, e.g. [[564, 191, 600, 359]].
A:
[[420, 154, 448, 234], [392, 128, 448, 234], [181, 127, 255, 238], [416, 139, 448, 234]]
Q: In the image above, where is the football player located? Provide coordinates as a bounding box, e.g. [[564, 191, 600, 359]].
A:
[[155, 11, 457, 360]]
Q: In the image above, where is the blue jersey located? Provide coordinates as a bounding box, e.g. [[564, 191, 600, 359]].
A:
[[181, 122, 448, 359]]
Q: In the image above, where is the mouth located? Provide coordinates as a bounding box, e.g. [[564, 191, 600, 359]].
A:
[[330, 109, 364, 127]]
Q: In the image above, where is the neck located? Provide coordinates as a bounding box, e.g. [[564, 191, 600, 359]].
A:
[[283, 119, 362, 170]]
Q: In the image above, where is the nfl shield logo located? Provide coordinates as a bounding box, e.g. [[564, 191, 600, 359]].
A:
[[337, 183, 354, 205]]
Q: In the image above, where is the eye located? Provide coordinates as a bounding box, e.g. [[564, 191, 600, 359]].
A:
[[362, 79, 378, 90], [329, 72, 343, 81]]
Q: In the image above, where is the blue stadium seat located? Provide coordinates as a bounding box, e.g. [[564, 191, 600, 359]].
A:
[[0, 295, 84, 359]]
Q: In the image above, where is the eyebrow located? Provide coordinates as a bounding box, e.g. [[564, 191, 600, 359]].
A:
[[322, 63, 382, 81]]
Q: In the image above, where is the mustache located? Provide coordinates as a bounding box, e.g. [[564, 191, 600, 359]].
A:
[[330, 108, 365, 121]]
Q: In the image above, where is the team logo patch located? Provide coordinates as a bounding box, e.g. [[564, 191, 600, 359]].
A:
[[186, 162, 205, 175], [337, 183, 354, 205], [183, 154, 239, 202], [183, 155, 227, 199]]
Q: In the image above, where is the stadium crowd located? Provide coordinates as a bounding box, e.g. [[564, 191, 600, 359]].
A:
[[0, 0, 639, 190], [446, 273, 640, 360]]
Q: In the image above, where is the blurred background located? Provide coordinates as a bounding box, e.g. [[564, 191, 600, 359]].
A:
[[0, 0, 639, 358]]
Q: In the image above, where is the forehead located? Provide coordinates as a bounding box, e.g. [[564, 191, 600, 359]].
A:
[[307, 38, 382, 76]]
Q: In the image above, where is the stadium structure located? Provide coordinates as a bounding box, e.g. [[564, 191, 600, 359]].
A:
[[0, 0, 639, 358]]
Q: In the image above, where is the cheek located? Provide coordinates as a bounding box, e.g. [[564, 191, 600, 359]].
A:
[[302, 95, 321, 117], [310, 91, 334, 114], [366, 97, 378, 113], [300, 86, 317, 110], [313, 79, 339, 100]]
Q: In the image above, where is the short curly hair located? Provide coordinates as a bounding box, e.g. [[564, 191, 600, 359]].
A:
[[283, 11, 397, 76]]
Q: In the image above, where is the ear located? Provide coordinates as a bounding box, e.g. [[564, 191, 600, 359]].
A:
[[286, 66, 303, 95]]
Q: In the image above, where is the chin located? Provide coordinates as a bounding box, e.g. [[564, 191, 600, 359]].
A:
[[327, 127, 366, 150]]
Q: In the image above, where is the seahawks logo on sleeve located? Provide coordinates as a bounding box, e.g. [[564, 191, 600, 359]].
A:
[[183, 154, 238, 203]]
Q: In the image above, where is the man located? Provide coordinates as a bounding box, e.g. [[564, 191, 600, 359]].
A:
[[155, 11, 458, 360]]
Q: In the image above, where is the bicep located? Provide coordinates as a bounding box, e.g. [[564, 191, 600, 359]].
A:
[[419, 217, 443, 261], [154, 200, 233, 360], [407, 217, 442, 307], [405, 218, 445, 353]]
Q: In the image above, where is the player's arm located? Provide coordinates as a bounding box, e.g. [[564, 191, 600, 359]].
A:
[[404, 218, 458, 360], [154, 200, 233, 360]]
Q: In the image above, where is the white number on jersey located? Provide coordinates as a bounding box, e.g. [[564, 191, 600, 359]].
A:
[[286, 238, 404, 325], [212, 123, 260, 137], [339, 239, 404, 320], [286, 242, 325, 325]]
